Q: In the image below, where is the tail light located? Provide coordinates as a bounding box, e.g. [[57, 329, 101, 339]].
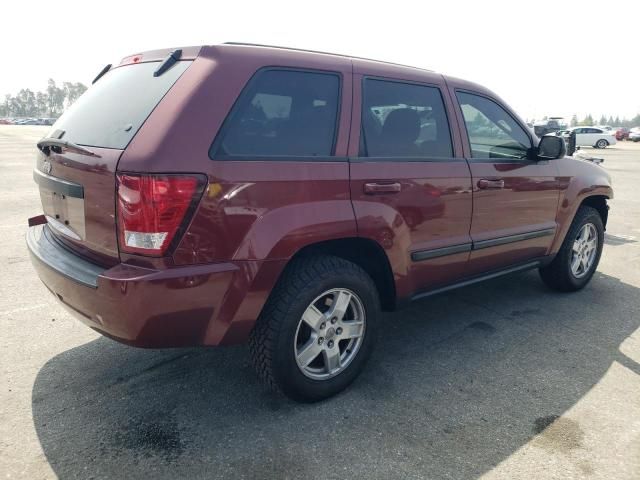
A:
[[116, 173, 205, 256]]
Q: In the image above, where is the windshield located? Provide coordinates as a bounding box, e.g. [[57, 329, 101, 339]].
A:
[[48, 61, 191, 149]]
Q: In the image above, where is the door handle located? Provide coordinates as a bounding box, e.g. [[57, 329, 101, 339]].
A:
[[364, 182, 402, 194], [477, 178, 505, 189]]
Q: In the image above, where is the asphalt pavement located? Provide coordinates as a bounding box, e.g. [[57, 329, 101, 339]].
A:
[[1, 126, 639, 479]]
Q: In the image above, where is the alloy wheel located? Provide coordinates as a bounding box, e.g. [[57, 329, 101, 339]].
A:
[[570, 223, 598, 278], [294, 288, 366, 380]]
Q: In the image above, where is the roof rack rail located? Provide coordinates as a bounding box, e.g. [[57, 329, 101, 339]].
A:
[[223, 42, 434, 73]]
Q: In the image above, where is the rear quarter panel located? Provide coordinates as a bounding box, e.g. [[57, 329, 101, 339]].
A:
[[117, 46, 357, 345], [118, 45, 356, 264]]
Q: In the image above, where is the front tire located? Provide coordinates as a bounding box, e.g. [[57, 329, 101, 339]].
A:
[[539, 206, 604, 292], [249, 255, 380, 402], [595, 139, 609, 148]]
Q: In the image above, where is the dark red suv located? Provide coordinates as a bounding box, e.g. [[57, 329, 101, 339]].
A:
[[27, 43, 613, 401], [615, 128, 630, 141]]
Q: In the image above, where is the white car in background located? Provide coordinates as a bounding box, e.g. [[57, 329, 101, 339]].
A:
[[629, 127, 640, 142], [566, 126, 617, 148]]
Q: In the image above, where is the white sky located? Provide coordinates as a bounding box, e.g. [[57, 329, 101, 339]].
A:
[[3, 0, 639, 121]]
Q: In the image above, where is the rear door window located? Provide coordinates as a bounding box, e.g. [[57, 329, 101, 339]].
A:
[[360, 79, 453, 158], [456, 92, 531, 160], [50, 61, 191, 149], [212, 69, 340, 158]]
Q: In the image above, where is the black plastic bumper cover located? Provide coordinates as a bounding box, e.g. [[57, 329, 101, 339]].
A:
[[26, 224, 105, 288]]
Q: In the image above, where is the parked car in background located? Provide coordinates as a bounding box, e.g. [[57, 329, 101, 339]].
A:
[[615, 127, 630, 141], [565, 126, 617, 148], [533, 117, 566, 137], [8, 118, 57, 126], [26, 43, 613, 402], [0, 119, 11, 125], [629, 128, 640, 142]]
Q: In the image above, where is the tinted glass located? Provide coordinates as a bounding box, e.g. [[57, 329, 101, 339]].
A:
[[50, 61, 191, 149], [361, 79, 452, 158], [457, 92, 531, 159], [215, 70, 340, 157]]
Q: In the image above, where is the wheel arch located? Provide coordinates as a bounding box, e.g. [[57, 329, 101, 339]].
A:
[[580, 195, 609, 230], [550, 190, 611, 256], [286, 237, 397, 312]]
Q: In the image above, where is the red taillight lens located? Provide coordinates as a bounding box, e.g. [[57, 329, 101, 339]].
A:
[[116, 174, 204, 256]]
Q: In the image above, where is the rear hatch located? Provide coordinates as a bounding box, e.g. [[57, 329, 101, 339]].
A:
[[34, 52, 194, 265]]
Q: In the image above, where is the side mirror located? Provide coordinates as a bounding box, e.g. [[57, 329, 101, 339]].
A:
[[537, 135, 566, 160]]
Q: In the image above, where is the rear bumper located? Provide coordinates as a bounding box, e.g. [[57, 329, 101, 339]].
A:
[[27, 224, 273, 347]]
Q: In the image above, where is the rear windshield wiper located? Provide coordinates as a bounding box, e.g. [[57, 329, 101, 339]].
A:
[[37, 138, 101, 158], [153, 49, 182, 77], [92, 64, 112, 84]]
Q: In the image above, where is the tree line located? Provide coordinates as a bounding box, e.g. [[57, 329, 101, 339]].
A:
[[4, 81, 639, 129], [0, 79, 87, 118], [567, 113, 640, 128]]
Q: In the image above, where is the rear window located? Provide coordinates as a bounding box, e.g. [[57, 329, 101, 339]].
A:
[[211, 69, 340, 158], [49, 61, 191, 149], [360, 79, 453, 158]]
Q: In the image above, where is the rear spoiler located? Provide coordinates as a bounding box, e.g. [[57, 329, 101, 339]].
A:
[[118, 46, 202, 66]]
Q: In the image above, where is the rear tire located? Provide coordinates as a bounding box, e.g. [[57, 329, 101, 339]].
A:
[[539, 206, 604, 292], [595, 139, 608, 148], [249, 255, 380, 402]]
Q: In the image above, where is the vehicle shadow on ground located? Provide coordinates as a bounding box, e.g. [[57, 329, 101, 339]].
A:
[[605, 232, 638, 246], [32, 271, 640, 479]]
